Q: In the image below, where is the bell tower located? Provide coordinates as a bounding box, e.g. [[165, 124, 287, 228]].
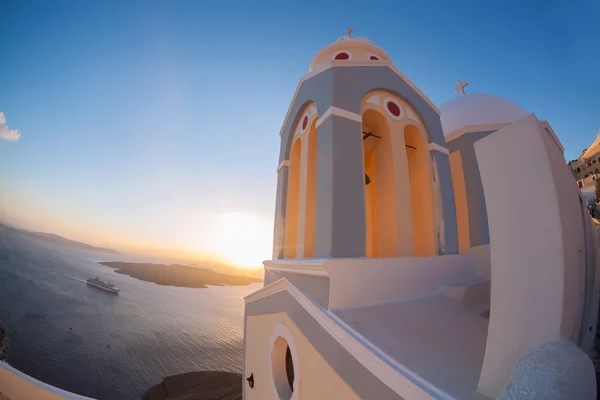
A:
[[272, 31, 458, 261]]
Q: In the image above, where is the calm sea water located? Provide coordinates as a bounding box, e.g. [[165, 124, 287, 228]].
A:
[[0, 226, 261, 400]]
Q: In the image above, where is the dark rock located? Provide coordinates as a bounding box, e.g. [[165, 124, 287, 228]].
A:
[[0, 326, 4, 344], [141, 371, 242, 400]]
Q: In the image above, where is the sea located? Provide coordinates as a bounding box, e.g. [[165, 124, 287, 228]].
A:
[[0, 225, 261, 400]]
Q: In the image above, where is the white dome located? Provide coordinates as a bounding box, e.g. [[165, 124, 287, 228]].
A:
[[439, 93, 530, 136]]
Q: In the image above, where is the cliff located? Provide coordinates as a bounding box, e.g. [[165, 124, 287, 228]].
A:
[[0, 223, 119, 254], [141, 371, 241, 400]]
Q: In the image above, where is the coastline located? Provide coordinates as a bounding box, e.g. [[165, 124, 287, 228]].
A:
[[99, 261, 262, 289]]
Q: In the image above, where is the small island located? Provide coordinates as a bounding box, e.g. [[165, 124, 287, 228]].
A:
[[99, 261, 262, 289], [141, 371, 241, 400]]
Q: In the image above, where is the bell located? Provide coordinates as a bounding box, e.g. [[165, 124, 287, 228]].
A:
[[365, 173, 371, 185]]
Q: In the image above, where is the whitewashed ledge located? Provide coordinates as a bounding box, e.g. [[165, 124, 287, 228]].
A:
[[263, 258, 329, 277], [0, 361, 94, 400]]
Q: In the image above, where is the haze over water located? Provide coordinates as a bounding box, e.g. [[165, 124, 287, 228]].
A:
[[0, 224, 260, 400]]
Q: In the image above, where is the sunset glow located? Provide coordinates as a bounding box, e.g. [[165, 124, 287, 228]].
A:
[[212, 212, 272, 268]]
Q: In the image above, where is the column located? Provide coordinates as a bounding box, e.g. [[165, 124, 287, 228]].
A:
[[295, 133, 310, 258], [272, 162, 288, 260], [388, 122, 413, 257], [314, 115, 366, 258]]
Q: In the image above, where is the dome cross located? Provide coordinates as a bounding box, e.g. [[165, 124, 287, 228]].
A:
[[346, 27, 354, 38], [454, 80, 469, 96]]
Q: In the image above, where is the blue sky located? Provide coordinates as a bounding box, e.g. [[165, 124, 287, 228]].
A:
[[0, 0, 599, 262]]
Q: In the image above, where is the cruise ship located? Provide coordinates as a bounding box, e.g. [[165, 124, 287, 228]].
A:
[[86, 277, 119, 294]]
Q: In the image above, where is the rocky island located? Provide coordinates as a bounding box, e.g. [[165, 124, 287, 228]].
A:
[[99, 261, 262, 288], [141, 371, 241, 400]]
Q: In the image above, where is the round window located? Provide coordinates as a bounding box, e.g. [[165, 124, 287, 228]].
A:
[[270, 324, 298, 400], [384, 97, 404, 120]]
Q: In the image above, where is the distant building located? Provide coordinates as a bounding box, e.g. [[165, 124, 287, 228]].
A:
[[569, 136, 600, 191], [243, 31, 600, 400]]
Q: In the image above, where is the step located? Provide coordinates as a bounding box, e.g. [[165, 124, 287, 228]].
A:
[[442, 280, 490, 308]]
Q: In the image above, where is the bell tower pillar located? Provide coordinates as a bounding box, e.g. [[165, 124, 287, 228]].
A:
[[314, 113, 367, 258]]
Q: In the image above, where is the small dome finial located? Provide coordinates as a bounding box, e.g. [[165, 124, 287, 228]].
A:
[[454, 80, 469, 96], [346, 27, 354, 38]]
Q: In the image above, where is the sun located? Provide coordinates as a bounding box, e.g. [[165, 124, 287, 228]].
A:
[[212, 212, 273, 268]]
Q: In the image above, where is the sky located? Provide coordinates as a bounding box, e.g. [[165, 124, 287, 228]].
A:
[[1, 0, 599, 266]]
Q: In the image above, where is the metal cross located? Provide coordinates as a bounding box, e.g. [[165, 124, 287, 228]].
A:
[[346, 27, 354, 38], [362, 131, 381, 140], [454, 80, 469, 95]]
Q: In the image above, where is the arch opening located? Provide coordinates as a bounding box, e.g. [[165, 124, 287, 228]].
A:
[[361, 95, 437, 258], [404, 124, 436, 256], [303, 120, 318, 258], [284, 138, 301, 258], [449, 150, 470, 253], [362, 109, 397, 258]]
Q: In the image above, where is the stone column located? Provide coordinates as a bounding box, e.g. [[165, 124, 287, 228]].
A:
[[388, 123, 413, 257], [295, 133, 310, 258], [314, 115, 366, 258], [272, 162, 288, 260]]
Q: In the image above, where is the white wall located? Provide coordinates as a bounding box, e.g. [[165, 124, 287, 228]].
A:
[[467, 245, 491, 281], [0, 362, 94, 400], [582, 227, 600, 354], [474, 115, 566, 398], [244, 313, 361, 400], [539, 122, 587, 343], [326, 254, 477, 309]]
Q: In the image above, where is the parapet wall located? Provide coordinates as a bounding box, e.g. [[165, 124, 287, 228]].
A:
[[326, 254, 477, 309], [0, 361, 94, 400]]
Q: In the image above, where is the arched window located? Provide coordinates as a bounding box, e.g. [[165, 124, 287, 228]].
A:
[[334, 52, 351, 60], [283, 105, 318, 259], [270, 324, 298, 400]]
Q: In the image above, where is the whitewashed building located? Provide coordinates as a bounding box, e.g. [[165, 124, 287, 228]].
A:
[[243, 31, 600, 400]]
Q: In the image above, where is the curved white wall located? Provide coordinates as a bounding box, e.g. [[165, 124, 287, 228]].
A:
[[474, 115, 571, 398], [0, 362, 94, 400]]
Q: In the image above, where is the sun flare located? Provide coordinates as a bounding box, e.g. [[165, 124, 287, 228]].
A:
[[213, 212, 272, 268]]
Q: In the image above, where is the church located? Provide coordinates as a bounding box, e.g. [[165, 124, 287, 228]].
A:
[[243, 31, 600, 399]]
